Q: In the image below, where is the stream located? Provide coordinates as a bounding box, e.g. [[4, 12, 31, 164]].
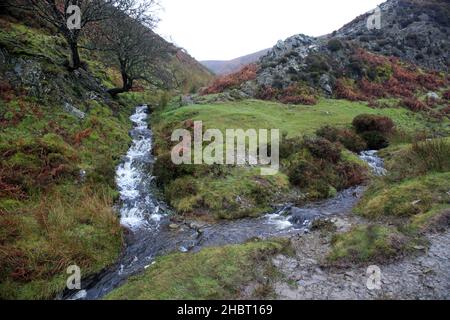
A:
[[63, 105, 386, 300]]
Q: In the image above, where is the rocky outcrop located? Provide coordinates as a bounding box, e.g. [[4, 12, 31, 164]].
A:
[[335, 0, 449, 72], [223, 0, 449, 101]]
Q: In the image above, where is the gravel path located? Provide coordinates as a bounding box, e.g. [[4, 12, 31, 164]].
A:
[[272, 218, 450, 300]]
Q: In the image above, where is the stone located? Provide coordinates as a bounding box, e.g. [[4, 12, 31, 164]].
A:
[[426, 92, 439, 100], [63, 102, 86, 119], [181, 95, 194, 106], [319, 74, 333, 95], [169, 224, 180, 230]]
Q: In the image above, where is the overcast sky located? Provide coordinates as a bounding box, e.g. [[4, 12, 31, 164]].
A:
[[156, 0, 385, 61]]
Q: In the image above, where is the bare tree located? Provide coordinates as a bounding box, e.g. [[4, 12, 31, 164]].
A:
[[7, 0, 128, 69], [90, 0, 174, 96]]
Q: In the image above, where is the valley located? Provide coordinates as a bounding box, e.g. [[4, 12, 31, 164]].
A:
[[0, 0, 449, 301]]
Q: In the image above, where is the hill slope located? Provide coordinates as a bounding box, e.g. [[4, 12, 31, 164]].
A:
[[201, 49, 270, 75]]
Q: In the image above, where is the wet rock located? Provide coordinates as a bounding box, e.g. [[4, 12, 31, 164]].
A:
[[288, 208, 321, 227]]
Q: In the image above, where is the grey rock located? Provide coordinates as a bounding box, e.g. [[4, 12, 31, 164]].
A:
[[426, 92, 439, 100], [181, 95, 194, 106], [63, 102, 86, 119], [319, 74, 333, 95]]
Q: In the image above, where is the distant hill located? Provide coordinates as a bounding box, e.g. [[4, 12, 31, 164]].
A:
[[201, 49, 270, 75]]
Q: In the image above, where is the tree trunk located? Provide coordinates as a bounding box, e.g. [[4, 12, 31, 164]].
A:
[[108, 71, 133, 97], [69, 40, 81, 70]]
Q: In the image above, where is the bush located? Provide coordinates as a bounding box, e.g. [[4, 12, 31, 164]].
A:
[[327, 39, 343, 52], [279, 136, 303, 160], [165, 177, 198, 204], [316, 126, 367, 153], [361, 131, 389, 150], [201, 64, 258, 95], [287, 158, 320, 188], [401, 98, 428, 112], [256, 85, 278, 101], [278, 84, 317, 106], [303, 137, 341, 163], [352, 114, 395, 134], [334, 79, 365, 101], [153, 153, 194, 187], [443, 90, 450, 101]]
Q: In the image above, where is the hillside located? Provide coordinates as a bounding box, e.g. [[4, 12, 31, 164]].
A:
[[201, 49, 270, 75], [200, 0, 449, 114], [1, 0, 449, 302], [334, 0, 450, 72], [0, 5, 210, 299]]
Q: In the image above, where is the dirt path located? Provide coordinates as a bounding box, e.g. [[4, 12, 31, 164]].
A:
[[272, 217, 450, 300]]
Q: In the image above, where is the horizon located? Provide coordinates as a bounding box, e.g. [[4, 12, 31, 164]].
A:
[[156, 0, 386, 61]]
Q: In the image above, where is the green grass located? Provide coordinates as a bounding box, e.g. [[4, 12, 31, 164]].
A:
[[105, 239, 291, 300], [329, 137, 450, 265], [328, 225, 408, 265], [355, 172, 450, 219], [154, 98, 447, 139], [152, 97, 447, 220], [166, 166, 290, 220]]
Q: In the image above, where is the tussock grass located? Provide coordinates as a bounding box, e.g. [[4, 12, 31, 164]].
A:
[[105, 239, 291, 300]]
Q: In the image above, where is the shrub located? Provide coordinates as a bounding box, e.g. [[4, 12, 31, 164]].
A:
[[316, 126, 367, 153], [327, 39, 343, 52], [401, 98, 428, 112], [287, 158, 321, 189], [279, 136, 303, 160], [279, 94, 317, 105], [359, 78, 386, 98], [256, 85, 278, 101], [278, 84, 317, 105], [303, 137, 341, 163], [352, 114, 395, 134], [336, 162, 368, 189], [361, 131, 389, 150], [334, 79, 365, 101], [153, 153, 194, 187], [442, 89, 450, 101], [201, 64, 258, 95], [165, 177, 198, 204]]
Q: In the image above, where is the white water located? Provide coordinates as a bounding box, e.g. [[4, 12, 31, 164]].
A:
[[116, 105, 162, 229], [359, 150, 387, 176]]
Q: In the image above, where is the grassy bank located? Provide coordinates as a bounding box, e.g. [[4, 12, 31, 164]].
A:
[[328, 138, 450, 265], [0, 19, 159, 299], [105, 239, 292, 300]]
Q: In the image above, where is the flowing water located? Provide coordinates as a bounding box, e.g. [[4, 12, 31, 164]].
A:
[[63, 105, 386, 300]]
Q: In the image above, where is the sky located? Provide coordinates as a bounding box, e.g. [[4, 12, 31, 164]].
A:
[[156, 0, 386, 61]]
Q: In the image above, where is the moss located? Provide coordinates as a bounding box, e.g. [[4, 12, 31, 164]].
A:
[[105, 239, 291, 300], [328, 225, 408, 265]]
